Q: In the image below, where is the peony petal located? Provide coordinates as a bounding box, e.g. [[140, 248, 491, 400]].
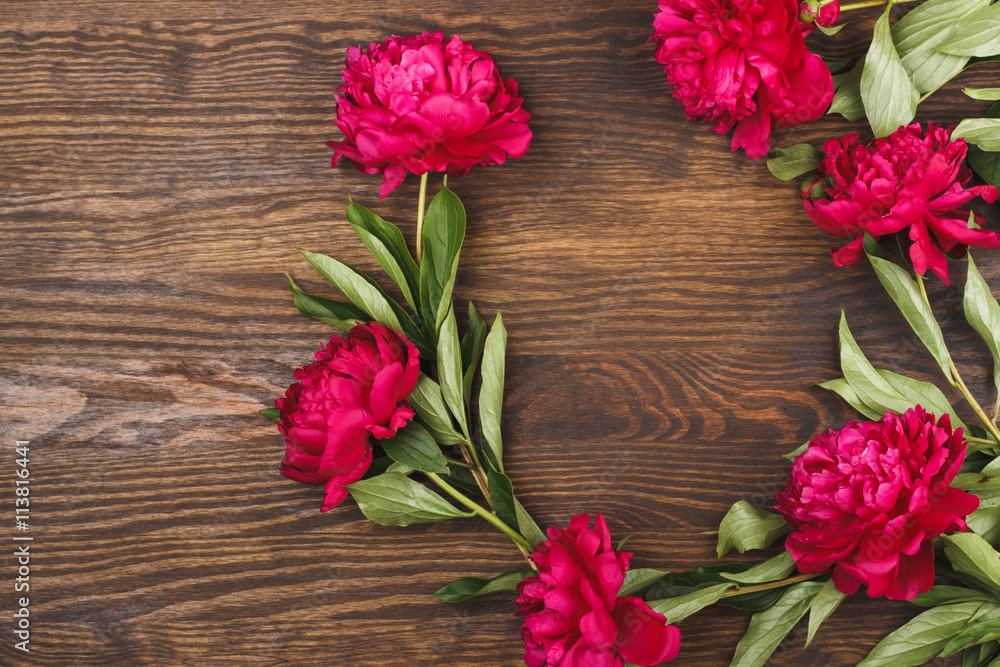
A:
[[612, 597, 681, 665], [579, 608, 618, 650]]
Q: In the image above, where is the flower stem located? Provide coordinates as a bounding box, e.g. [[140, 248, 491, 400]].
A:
[[443, 456, 472, 469], [719, 571, 825, 598], [427, 471, 533, 553], [838, 0, 897, 11], [415, 172, 429, 264], [914, 273, 1000, 445]]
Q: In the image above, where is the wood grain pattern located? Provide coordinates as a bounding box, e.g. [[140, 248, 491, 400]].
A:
[[2, 2, 1000, 664]]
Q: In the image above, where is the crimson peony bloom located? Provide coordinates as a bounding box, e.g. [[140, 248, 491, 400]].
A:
[[778, 406, 979, 600], [327, 31, 532, 199], [651, 0, 834, 159], [276, 322, 420, 511], [804, 123, 1000, 284], [514, 513, 681, 667]]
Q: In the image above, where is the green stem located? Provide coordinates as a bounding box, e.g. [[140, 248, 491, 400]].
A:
[[415, 172, 429, 264], [967, 435, 999, 445], [443, 456, 472, 469], [719, 572, 825, 598], [837, 0, 899, 11], [918, 80, 948, 105], [994, 394, 1000, 423], [427, 472, 533, 553], [914, 274, 1000, 444]]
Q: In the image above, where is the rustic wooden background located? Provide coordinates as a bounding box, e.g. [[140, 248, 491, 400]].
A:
[[3, 1, 1000, 665]]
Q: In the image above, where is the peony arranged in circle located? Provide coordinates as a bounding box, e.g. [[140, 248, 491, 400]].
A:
[[777, 406, 979, 601], [803, 122, 1000, 284], [276, 322, 420, 511], [514, 513, 681, 667], [328, 31, 533, 199], [650, 0, 834, 159]]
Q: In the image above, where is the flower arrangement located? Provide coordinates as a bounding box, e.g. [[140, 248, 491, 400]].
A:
[[259, 1, 1000, 662]]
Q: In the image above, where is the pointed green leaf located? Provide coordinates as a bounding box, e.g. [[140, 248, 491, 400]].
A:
[[479, 312, 507, 472], [858, 602, 994, 666], [806, 579, 847, 648], [862, 4, 920, 137], [943, 533, 1000, 591], [816, 21, 845, 36], [965, 254, 1000, 398], [876, 369, 965, 430], [818, 377, 885, 420], [437, 305, 469, 437], [346, 200, 419, 300], [288, 274, 366, 330], [648, 583, 735, 624], [619, 568, 671, 597], [966, 89, 1000, 101], [967, 506, 1000, 545], [350, 226, 418, 312], [259, 407, 280, 421], [839, 313, 914, 415], [766, 144, 822, 181], [969, 102, 1000, 188], [717, 501, 791, 558], [936, 3, 1000, 56], [912, 585, 994, 606], [461, 301, 487, 406], [730, 581, 826, 667], [721, 552, 797, 585], [867, 252, 952, 380], [298, 249, 402, 331], [408, 374, 466, 446], [945, 619, 1000, 656], [783, 441, 810, 461], [515, 498, 546, 548], [487, 468, 518, 531], [829, 58, 866, 121], [380, 422, 449, 474], [954, 119, 1000, 151], [419, 185, 465, 336], [347, 472, 473, 526], [431, 571, 529, 603]]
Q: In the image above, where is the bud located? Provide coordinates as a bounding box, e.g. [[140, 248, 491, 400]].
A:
[[800, 173, 827, 200], [798, 0, 821, 23]]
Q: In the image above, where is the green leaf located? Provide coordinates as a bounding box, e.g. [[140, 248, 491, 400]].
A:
[[288, 274, 366, 330], [648, 583, 735, 624], [346, 201, 419, 300], [380, 422, 449, 474], [347, 472, 474, 526], [730, 581, 825, 667], [619, 568, 670, 597], [431, 571, 529, 603], [298, 249, 402, 332], [862, 4, 920, 138], [259, 407, 280, 421], [912, 585, 995, 606], [806, 579, 847, 648], [876, 368, 965, 430], [816, 21, 845, 36], [766, 144, 822, 181], [385, 461, 414, 475], [858, 602, 993, 666], [936, 3, 1000, 56], [436, 305, 469, 437], [946, 619, 1000, 656], [943, 533, 1000, 591], [891, 0, 980, 93], [487, 468, 518, 531], [969, 102, 1000, 188], [829, 58, 866, 121], [479, 312, 507, 472], [783, 441, 810, 461], [721, 552, 797, 584], [954, 119, 1000, 151], [822, 56, 851, 73], [461, 301, 487, 406], [409, 374, 465, 446], [349, 226, 418, 313], [965, 254, 1000, 397], [867, 252, 952, 380], [419, 185, 466, 336], [818, 377, 885, 420], [968, 506, 1000, 546], [515, 498, 547, 548], [953, 474, 1000, 511], [967, 89, 1000, 101], [838, 313, 914, 415], [717, 501, 791, 558]]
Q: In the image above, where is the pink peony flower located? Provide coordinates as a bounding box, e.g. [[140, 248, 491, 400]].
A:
[[514, 513, 681, 667], [804, 123, 1000, 284], [327, 31, 532, 199], [651, 0, 834, 159], [797, 0, 840, 33], [777, 406, 979, 600], [277, 322, 420, 511]]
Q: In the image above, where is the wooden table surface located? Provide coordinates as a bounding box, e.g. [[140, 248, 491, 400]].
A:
[[3, 1, 1000, 665]]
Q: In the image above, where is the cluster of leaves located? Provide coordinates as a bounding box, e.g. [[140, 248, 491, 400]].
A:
[[283, 185, 544, 547]]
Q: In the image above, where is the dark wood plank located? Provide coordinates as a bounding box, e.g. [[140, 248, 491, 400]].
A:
[[2, 3, 998, 664]]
